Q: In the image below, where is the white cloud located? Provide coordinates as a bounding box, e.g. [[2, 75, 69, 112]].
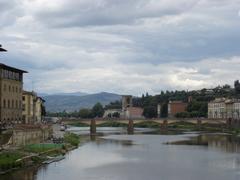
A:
[[0, 0, 240, 95]]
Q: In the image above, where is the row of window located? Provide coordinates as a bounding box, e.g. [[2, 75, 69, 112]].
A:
[[3, 84, 21, 93], [1, 69, 22, 81], [209, 104, 225, 108], [1, 118, 22, 124], [2, 99, 22, 109]]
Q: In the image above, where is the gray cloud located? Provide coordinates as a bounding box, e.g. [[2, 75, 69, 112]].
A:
[[33, 0, 198, 27], [0, 0, 240, 95]]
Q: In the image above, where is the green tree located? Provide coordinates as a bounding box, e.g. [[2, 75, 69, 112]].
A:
[[41, 105, 46, 116], [175, 112, 190, 118], [235, 80, 240, 94], [160, 103, 168, 118], [143, 106, 157, 118], [92, 102, 104, 118], [79, 108, 92, 118], [112, 112, 120, 118]]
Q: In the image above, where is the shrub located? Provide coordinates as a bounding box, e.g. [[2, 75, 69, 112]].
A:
[[64, 133, 80, 146]]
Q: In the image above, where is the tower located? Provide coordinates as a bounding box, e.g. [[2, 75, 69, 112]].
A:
[[122, 95, 133, 111], [122, 95, 133, 119]]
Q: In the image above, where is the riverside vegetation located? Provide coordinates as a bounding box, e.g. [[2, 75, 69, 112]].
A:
[[69, 120, 240, 135], [0, 132, 80, 174], [48, 80, 240, 119]]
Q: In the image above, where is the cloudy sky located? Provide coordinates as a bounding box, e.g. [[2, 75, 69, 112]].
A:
[[0, 0, 240, 95]]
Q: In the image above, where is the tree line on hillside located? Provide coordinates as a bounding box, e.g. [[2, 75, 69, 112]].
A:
[[47, 80, 240, 119], [47, 102, 105, 118], [104, 80, 240, 118]]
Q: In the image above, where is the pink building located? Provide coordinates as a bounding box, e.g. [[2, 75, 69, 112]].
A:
[[125, 107, 144, 119]]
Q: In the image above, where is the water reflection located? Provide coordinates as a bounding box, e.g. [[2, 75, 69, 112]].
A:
[[2, 131, 240, 180], [167, 133, 240, 154]]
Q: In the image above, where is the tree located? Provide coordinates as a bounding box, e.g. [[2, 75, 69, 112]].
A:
[[175, 112, 190, 118], [187, 101, 208, 117], [234, 80, 240, 94], [104, 100, 121, 109], [79, 108, 92, 118], [92, 102, 104, 118], [41, 104, 46, 116], [112, 112, 120, 118], [143, 106, 157, 118], [160, 103, 168, 118]]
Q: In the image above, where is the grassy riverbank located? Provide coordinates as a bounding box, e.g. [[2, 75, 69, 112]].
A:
[[24, 143, 63, 153], [0, 152, 25, 172], [0, 132, 80, 175]]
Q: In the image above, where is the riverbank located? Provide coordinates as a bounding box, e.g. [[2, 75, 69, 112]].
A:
[[0, 132, 80, 175]]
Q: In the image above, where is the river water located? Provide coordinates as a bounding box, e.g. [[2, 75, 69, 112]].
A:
[[1, 127, 240, 180]]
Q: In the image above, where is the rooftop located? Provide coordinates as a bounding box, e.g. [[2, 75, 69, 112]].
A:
[[0, 44, 7, 52], [210, 98, 240, 104], [0, 63, 28, 73], [23, 90, 37, 96]]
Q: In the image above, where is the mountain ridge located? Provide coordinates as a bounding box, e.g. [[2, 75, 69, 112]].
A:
[[43, 92, 121, 112]]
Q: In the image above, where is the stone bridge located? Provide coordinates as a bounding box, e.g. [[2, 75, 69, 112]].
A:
[[62, 118, 229, 134]]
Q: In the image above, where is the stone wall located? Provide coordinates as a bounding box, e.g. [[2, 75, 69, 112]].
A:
[[10, 124, 52, 146]]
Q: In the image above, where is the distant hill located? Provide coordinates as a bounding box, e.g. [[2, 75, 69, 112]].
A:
[[44, 92, 121, 112], [39, 91, 88, 97]]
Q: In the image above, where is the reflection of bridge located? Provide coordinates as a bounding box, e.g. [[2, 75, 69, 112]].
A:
[[62, 118, 229, 134]]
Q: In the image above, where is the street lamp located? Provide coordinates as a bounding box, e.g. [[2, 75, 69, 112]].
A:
[[0, 44, 7, 52]]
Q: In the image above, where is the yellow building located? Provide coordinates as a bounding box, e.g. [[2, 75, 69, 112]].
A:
[[35, 97, 45, 123], [22, 91, 36, 124], [208, 98, 240, 119], [0, 63, 27, 128], [22, 91, 45, 124]]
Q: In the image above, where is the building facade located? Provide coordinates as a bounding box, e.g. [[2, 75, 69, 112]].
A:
[[208, 98, 240, 119], [168, 101, 188, 117], [103, 95, 144, 119], [0, 64, 27, 127], [35, 97, 45, 123], [22, 91, 45, 124], [124, 107, 144, 119]]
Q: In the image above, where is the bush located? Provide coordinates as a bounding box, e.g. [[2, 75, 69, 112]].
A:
[[64, 133, 80, 146], [175, 112, 190, 118], [135, 121, 161, 128], [0, 152, 23, 170]]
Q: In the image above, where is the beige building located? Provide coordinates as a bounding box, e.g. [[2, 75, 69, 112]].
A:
[[208, 98, 240, 119], [35, 97, 45, 123], [22, 91, 45, 124], [0, 63, 27, 128]]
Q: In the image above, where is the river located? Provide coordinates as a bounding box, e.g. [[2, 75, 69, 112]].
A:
[[1, 127, 240, 180]]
